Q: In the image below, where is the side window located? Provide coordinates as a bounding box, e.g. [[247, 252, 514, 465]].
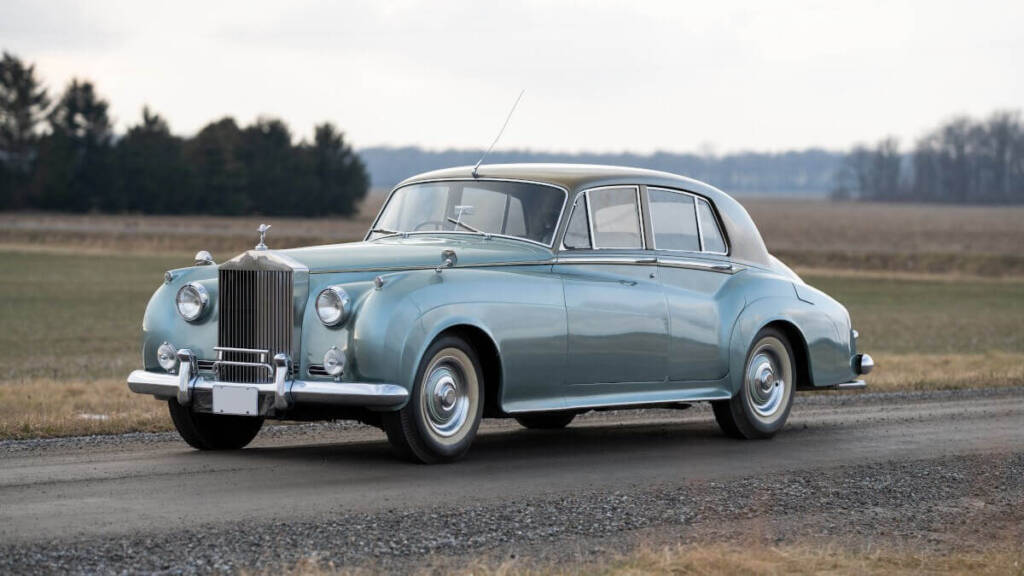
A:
[[562, 196, 591, 249], [649, 188, 700, 252], [589, 187, 643, 249], [697, 198, 727, 254]]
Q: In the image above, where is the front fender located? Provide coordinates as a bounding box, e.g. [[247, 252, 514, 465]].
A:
[[356, 266, 567, 412], [141, 267, 219, 370]]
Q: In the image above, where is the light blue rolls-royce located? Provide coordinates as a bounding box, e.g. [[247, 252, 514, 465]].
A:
[[128, 164, 872, 463]]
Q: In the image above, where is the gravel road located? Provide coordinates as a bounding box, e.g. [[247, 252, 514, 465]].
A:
[[1, 388, 1021, 574]]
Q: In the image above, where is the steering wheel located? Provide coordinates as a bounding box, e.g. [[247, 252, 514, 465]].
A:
[[413, 220, 447, 232]]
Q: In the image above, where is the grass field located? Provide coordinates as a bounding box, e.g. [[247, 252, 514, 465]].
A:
[[1, 199, 1022, 438], [3, 198, 1024, 275], [1, 244, 1022, 438]]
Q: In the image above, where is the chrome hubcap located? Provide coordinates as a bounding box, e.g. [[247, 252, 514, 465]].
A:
[[746, 344, 787, 419], [423, 359, 469, 438]]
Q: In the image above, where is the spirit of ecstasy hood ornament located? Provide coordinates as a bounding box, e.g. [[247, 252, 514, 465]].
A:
[[255, 223, 271, 251]]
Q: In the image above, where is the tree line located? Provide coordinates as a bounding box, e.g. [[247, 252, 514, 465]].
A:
[[361, 147, 844, 197], [833, 111, 1024, 204], [0, 52, 368, 216]]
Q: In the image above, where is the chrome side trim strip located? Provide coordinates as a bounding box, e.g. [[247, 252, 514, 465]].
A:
[[554, 255, 739, 274], [507, 387, 733, 414], [657, 258, 738, 274], [312, 259, 555, 275], [835, 380, 867, 390]]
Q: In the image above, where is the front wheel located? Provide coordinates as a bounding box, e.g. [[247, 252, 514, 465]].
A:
[[381, 336, 484, 463], [713, 327, 796, 439], [167, 400, 264, 450]]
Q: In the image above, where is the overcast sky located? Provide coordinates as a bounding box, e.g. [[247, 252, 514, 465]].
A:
[[2, 0, 1022, 154]]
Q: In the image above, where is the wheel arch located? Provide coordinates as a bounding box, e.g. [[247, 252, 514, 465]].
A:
[[727, 296, 819, 395], [761, 319, 814, 390], [412, 320, 505, 419]]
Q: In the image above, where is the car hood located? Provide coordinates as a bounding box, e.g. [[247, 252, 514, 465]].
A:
[[274, 235, 553, 273]]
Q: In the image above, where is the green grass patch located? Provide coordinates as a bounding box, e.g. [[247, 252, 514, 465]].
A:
[[805, 273, 1024, 355], [0, 249, 181, 382]]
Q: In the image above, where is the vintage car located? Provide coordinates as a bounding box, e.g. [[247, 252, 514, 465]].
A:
[[128, 164, 873, 463]]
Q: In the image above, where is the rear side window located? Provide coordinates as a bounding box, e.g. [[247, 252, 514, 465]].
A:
[[696, 198, 727, 254], [588, 187, 643, 249], [649, 188, 700, 251]]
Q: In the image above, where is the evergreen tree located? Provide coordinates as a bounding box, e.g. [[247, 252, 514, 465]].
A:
[[0, 52, 50, 208], [32, 79, 112, 211]]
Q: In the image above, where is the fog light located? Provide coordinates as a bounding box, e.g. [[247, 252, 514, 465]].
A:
[[323, 346, 345, 377], [157, 342, 178, 372]]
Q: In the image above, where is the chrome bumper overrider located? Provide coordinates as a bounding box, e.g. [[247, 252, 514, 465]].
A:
[[127, 349, 407, 410]]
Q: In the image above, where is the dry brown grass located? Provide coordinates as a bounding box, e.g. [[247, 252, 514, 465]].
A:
[[0, 192, 386, 256], [742, 199, 1024, 257], [0, 377, 169, 439], [3, 198, 1024, 275], [868, 352, 1024, 391], [1, 201, 1022, 439], [258, 541, 1024, 576], [743, 199, 1024, 277]]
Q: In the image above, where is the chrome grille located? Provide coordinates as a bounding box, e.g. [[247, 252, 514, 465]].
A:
[[218, 268, 293, 383]]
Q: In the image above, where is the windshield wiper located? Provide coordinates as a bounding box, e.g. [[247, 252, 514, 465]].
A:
[[446, 217, 486, 235], [369, 227, 401, 236]]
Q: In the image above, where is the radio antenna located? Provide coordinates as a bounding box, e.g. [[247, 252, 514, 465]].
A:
[[472, 89, 524, 178]]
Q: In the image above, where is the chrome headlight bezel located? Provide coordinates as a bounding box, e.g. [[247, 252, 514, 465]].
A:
[[316, 286, 351, 327], [175, 282, 210, 322]]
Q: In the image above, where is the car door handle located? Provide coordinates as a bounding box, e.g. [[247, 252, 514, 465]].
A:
[[634, 257, 658, 264], [619, 280, 637, 286], [710, 263, 733, 271]]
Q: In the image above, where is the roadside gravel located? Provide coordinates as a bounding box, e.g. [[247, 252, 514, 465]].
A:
[[2, 450, 1021, 573]]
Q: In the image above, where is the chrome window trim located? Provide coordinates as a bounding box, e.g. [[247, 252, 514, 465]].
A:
[[555, 254, 738, 274], [578, 185, 646, 251], [646, 186, 730, 257], [365, 177, 569, 250]]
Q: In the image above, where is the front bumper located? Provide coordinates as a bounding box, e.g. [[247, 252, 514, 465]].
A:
[[127, 349, 407, 412]]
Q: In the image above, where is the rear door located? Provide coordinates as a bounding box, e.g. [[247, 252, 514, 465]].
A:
[[646, 187, 733, 382]]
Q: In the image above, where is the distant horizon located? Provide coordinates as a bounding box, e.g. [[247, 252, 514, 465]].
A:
[[3, 1, 1021, 153]]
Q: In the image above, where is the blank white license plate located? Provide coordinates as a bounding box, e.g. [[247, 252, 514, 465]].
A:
[[212, 385, 259, 416]]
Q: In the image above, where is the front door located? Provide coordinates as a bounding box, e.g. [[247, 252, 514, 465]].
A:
[[556, 186, 669, 388]]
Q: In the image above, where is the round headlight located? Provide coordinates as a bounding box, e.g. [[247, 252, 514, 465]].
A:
[[316, 287, 351, 327], [323, 346, 346, 377], [157, 342, 178, 372], [176, 282, 209, 322]]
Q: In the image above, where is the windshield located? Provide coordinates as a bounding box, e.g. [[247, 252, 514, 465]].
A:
[[369, 180, 566, 246]]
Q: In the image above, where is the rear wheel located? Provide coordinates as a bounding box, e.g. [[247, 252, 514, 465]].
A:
[[515, 412, 576, 429], [167, 399, 264, 450], [713, 327, 795, 439], [382, 336, 483, 463]]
